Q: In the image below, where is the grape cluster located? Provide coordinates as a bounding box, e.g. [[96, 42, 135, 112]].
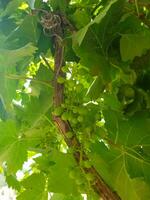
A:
[[53, 62, 103, 151]]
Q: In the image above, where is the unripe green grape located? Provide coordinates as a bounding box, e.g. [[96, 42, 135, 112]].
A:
[[57, 76, 66, 84], [77, 183, 86, 193], [68, 80, 75, 87], [76, 84, 82, 91], [62, 66, 68, 72], [72, 118, 78, 124], [67, 131, 73, 138], [53, 107, 63, 116], [61, 112, 68, 120], [61, 103, 65, 108], [82, 160, 91, 168], [69, 170, 76, 179], [69, 169, 80, 180], [124, 87, 135, 99], [77, 116, 83, 122], [86, 173, 95, 182], [85, 127, 92, 133], [67, 112, 73, 121], [78, 107, 86, 115], [73, 107, 78, 113], [69, 114, 75, 123], [75, 178, 84, 185], [65, 99, 70, 104]]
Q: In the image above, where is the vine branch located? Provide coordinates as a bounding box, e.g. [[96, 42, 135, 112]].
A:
[[48, 11, 121, 200]]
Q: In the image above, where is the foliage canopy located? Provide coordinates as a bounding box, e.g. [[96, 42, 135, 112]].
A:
[[0, 0, 150, 199]]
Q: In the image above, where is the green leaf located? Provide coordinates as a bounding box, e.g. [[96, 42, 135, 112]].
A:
[[17, 173, 47, 200], [103, 110, 150, 183], [90, 142, 141, 200], [0, 0, 23, 17], [0, 43, 37, 108], [47, 151, 79, 194], [5, 174, 21, 191], [132, 178, 150, 200], [111, 156, 140, 200], [0, 43, 37, 67], [73, 0, 124, 46], [73, 24, 89, 46], [86, 76, 104, 100], [51, 194, 84, 200], [102, 93, 121, 110], [71, 9, 90, 29], [73, 1, 124, 78], [0, 121, 27, 173], [7, 15, 39, 46], [120, 32, 150, 61], [49, 0, 67, 12], [17, 64, 53, 127], [26, 0, 35, 9]]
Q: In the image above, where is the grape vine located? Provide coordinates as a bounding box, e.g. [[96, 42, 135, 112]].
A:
[[0, 0, 150, 200]]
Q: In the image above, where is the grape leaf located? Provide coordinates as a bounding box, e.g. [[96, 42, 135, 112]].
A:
[[73, 0, 124, 78], [17, 173, 47, 200], [51, 194, 84, 200], [0, 43, 37, 67], [132, 178, 150, 200], [7, 15, 39, 47], [0, 121, 27, 173], [17, 64, 53, 126], [49, 0, 67, 12], [5, 174, 21, 191], [0, 0, 150, 199], [73, 0, 124, 46], [103, 110, 150, 183], [47, 151, 79, 194], [0, 0, 23, 17], [0, 43, 37, 108], [86, 75, 104, 100], [26, 0, 35, 9], [90, 142, 141, 200], [120, 32, 150, 61], [111, 156, 140, 200]]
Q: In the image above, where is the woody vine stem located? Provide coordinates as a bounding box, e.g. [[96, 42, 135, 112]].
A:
[[40, 10, 120, 200]]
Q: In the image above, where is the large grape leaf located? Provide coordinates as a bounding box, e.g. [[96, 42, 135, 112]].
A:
[[17, 173, 47, 200], [90, 109, 150, 200], [0, 0, 23, 17], [7, 15, 39, 47], [49, 0, 67, 12], [47, 151, 79, 194], [132, 178, 150, 200], [16, 64, 53, 126], [34, 151, 80, 194], [111, 156, 140, 200], [73, 0, 124, 80], [120, 32, 150, 61], [0, 43, 37, 108], [0, 43, 37, 67], [0, 120, 27, 173], [73, 0, 125, 46], [51, 194, 84, 200], [90, 142, 148, 200], [5, 174, 21, 191], [103, 110, 150, 183]]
